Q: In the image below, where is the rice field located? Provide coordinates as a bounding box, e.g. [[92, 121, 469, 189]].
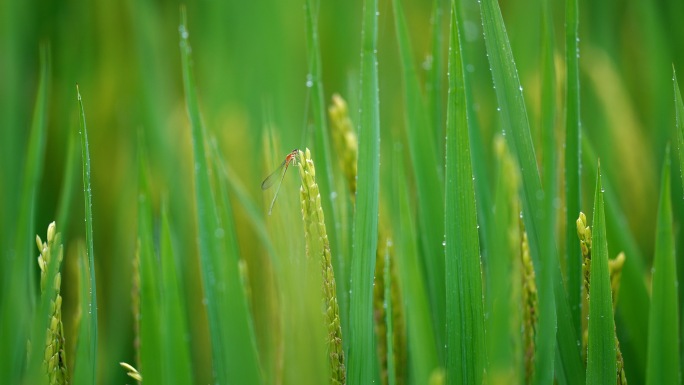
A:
[[1, 0, 683, 384]]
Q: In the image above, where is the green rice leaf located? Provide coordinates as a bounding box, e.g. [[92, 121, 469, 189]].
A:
[[675, 70, 684, 193], [179, 8, 262, 384], [582, 136, 649, 382], [137, 136, 163, 384], [444, 3, 485, 384], [453, 0, 493, 255], [393, 149, 439, 384], [72, 84, 98, 385], [485, 138, 524, 384], [0, 45, 49, 384], [646, 146, 680, 385], [160, 201, 194, 384], [565, 0, 582, 336], [586, 162, 617, 385], [347, 0, 381, 381], [540, 0, 563, 337], [210, 141, 263, 382], [478, 0, 584, 382], [73, 240, 95, 385], [384, 242, 396, 385], [427, 0, 446, 167], [487, 137, 522, 383], [392, 0, 446, 353], [304, 0, 346, 331]]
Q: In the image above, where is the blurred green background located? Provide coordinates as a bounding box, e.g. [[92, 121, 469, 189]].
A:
[[1, 0, 683, 383]]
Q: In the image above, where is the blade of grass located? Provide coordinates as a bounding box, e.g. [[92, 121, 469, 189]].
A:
[[73, 240, 95, 385], [452, 0, 495, 321], [675, 70, 684, 192], [582, 136, 649, 383], [486, 137, 521, 383], [0, 45, 49, 384], [211, 142, 263, 382], [427, 0, 446, 167], [540, 0, 559, 325], [565, 0, 582, 336], [646, 146, 680, 385], [393, 148, 439, 384], [444, 3, 485, 384], [160, 201, 194, 385], [392, 0, 446, 356], [72, 84, 98, 385], [586, 163, 617, 385], [179, 8, 262, 384], [137, 137, 163, 384], [348, 0, 381, 382], [383, 242, 396, 385], [304, 0, 346, 337], [478, 0, 584, 383]]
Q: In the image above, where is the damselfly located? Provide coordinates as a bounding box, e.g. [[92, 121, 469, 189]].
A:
[[262, 149, 299, 215]]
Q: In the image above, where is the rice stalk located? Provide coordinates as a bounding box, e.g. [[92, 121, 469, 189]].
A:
[[520, 230, 537, 384], [120, 362, 143, 382], [36, 222, 68, 385], [298, 148, 345, 385], [328, 94, 358, 198], [373, 232, 406, 385]]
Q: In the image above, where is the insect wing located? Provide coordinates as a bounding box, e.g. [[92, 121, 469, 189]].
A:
[[261, 160, 286, 190]]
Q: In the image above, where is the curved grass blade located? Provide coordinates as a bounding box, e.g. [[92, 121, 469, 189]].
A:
[[393, 149, 439, 384], [586, 163, 617, 385], [72, 84, 98, 385], [392, 0, 446, 354], [74, 85, 98, 384], [646, 146, 680, 385], [444, 4, 485, 384], [675, 70, 684, 191], [137, 137, 163, 384], [160, 201, 194, 385], [478, 0, 584, 382], [0, 45, 49, 383], [348, 0, 381, 382], [565, 0, 582, 336], [179, 8, 262, 384]]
